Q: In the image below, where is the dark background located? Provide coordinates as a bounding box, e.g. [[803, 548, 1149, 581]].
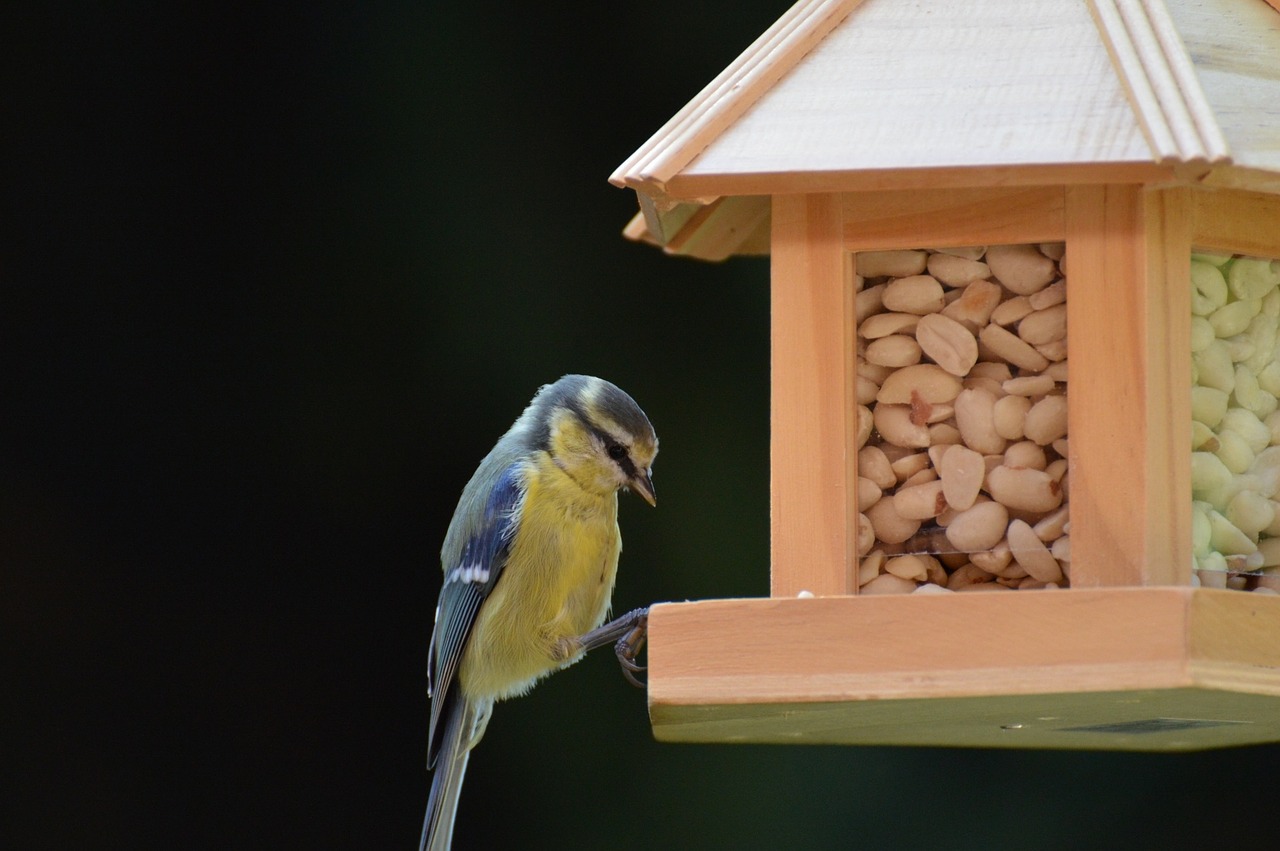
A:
[[5, 2, 1278, 849]]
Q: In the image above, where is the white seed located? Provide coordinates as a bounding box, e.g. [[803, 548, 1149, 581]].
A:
[[885, 554, 932, 581], [857, 250, 928, 278], [971, 542, 1014, 574], [1028, 280, 1067, 310], [1007, 519, 1064, 583], [1244, 313, 1277, 373], [985, 465, 1064, 513], [856, 404, 874, 449], [865, 498, 921, 545], [859, 359, 894, 384], [970, 362, 1013, 382], [1209, 297, 1261, 338], [929, 422, 962, 445], [1002, 375, 1056, 396], [865, 334, 923, 368], [1039, 242, 1066, 261], [1024, 395, 1069, 445], [946, 562, 997, 590], [1033, 505, 1071, 541], [986, 243, 1058, 295], [979, 323, 1051, 372], [857, 512, 876, 556], [883, 275, 946, 315], [858, 446, 897, 489], [1220, 408, 1271, 454], [856, 374, 880, 405], [1004, 440, 1047, 470], [1213, 427, 1254, 473], [1034, 339, 1068, 362], [953, 387, 1006, 455], [1017, 304, 1068, 346], [1191, 386, 1229, 428], [855, 283, 886, 321], [889, 451, 931, 482], [1193, 341, 1234, 392], [939, 443, 985, 511], [1190, 261, 1229, 315], [901, 468, 938, 489], [1207, 509, 1255, 555], [990, 296, 1035, 327], [941, 279, 1003, 329], [1192, 420, 1218, 451], [873, 404, 931, 448], [860, 312, 920, 339], [993, 395, 1031, 440], [860, 573, 920, 595], [1226, 489, 1273, 538], [927, 253, 991, 286], [915, 313, 979, 376], [1233, 364, 1275, 417], [946, 501, 1010, 551], [857, 476, 882, 511], [1190, 316, 1215, 352], [1228, 257, 1280, 300], [876, 363, 964, 405], [893, 479, 948, 520]]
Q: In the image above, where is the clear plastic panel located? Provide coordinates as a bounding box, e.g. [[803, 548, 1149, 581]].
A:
[[854, 244, 1069, 594], [1190, 250, 1280, 592]]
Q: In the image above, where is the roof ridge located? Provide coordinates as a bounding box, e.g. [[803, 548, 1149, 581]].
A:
[[1088, 0, 1231, 170], [609, 0, 861, 195]]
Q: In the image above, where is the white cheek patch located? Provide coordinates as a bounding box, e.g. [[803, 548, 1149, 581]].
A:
[[447, 562, 491, 585]]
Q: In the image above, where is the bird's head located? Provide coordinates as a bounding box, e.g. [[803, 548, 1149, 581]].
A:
[[531, 375, 658, 506]]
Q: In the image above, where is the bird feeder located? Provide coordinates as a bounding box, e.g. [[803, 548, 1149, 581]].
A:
[[612, 0, 1280, 751]]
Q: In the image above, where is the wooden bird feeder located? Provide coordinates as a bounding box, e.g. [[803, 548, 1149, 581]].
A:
[[612, 0, 1280, 751]]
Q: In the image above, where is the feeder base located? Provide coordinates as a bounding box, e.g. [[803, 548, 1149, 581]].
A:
[[647, 588, 1280, 752]]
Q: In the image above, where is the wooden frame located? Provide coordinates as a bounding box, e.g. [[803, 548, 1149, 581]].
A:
[[648, 184, 1280, 751]]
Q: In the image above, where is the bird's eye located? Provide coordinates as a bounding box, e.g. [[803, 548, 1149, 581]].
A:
[[607, 442, 628, 461]]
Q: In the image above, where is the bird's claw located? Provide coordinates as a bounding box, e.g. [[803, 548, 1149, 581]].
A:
[[613, 612, 648, 689]]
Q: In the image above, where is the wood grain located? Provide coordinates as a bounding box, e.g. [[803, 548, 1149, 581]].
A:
[[840, 186, 1065, 251], [1145, 187, 1193, 586], [677, 0, 1154, 191], [1087, 0, 1228, 170], [1191, 187, 1280, 258], [1165, 0, 1280, 178], [645, 590, 1280, 750], [770, 193, 854, 597], [610, 0, 860, 194], [1066, 184, 1185, 587]]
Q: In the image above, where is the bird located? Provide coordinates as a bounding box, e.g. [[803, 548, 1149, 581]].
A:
[[420, 374, 658, 851]]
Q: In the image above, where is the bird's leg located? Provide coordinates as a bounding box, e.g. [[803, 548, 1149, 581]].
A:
[[574, 607, 649, 688]]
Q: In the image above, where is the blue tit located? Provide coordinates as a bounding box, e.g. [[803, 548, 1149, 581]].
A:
[[420, 374, 658, 851]]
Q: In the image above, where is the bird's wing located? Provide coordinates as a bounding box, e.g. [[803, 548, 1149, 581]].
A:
[[427, 461, 523, 768]]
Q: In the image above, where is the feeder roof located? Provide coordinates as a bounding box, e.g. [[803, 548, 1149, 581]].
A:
[[613, 0, 1280, 259]]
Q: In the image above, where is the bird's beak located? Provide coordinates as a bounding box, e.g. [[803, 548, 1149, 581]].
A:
[[631, 470, 657, 507]]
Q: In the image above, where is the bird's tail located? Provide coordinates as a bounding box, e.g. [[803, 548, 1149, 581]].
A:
[[420, 701, 471, 851]]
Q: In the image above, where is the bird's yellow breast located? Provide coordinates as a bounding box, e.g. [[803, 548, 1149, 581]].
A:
[[458, 452, 621, 701]]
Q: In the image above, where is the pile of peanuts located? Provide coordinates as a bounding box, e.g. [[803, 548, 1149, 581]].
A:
[[1190, 250, 1280, 593], [854, 244, 1069, 594]]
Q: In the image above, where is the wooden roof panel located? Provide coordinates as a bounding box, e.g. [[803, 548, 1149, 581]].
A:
[[1166, 0, 1280, 177], [677, 0, 1154, 183]]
